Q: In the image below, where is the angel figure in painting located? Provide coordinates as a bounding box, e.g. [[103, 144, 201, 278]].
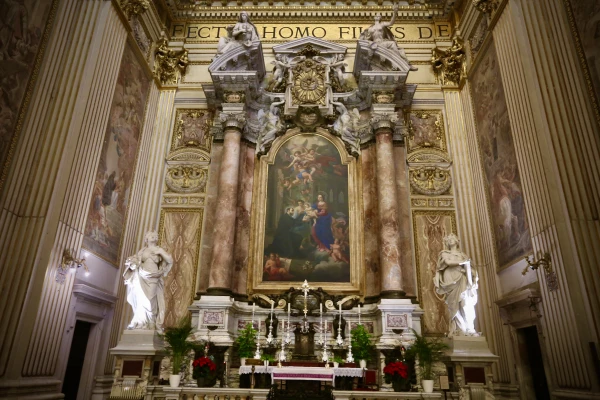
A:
[[330, 101, 361, 156], [359, 3, 417, 71], [256, 98, 286, 155], [123, 231, 173, 333], [433, 233, 479, 336]]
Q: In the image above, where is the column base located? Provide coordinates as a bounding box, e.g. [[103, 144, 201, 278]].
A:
[[379, 290, 407, 299], [206, 287, 234, 296]]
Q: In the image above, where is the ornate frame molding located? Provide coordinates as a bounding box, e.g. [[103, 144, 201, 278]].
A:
[[247, 127, 364, 295]]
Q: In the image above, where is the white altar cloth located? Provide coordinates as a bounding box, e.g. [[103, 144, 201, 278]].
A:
[[238, 366, 364, 387]]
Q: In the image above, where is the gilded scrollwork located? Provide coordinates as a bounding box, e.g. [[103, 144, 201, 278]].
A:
[[120, 0, 150, 18], [405, 110, 445, 152], [173, 110, 213, 152], [165, 165, 208, 194], [153, 38, 189, 86], [432, 38, 466, 86], [372, 91, 395, 104], [223, 91, 246, 103], [409, 166, 452, 196]]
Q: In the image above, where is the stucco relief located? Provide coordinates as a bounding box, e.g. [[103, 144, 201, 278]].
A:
[[172, 109, 213, 152], [470, 41, 532, 268], [413, 211, 454, 334], [405, 111, 445, 153], [160, 209, 203, 328]]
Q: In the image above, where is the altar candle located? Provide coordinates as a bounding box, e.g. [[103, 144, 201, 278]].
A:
[[271, 300, 274, 314], [252, 303, 255, 326], [320, 303, 323, 313], [358, 304, 361, 325]]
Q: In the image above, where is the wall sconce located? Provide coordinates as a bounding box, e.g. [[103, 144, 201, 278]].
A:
[[61, 249, 90, 277], [522, 251, 552, 276]]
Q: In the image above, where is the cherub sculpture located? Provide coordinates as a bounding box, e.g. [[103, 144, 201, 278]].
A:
[[256, 98, 286, 155], [315, 54, 348, 91], [330, 101, 361, 156]]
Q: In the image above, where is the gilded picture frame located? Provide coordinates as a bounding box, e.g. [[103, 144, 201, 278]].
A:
[[248, 127, 363, 295]]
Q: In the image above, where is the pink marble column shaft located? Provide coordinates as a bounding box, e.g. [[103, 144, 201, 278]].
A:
[[375, 129, 405, 297], [208, 128, 242, 294]]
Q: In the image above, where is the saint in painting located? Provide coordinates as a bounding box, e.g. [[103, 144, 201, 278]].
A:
[[263, 135, 350, 283]]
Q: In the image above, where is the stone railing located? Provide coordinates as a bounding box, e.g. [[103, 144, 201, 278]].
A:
[[144, 386, 443, 400]]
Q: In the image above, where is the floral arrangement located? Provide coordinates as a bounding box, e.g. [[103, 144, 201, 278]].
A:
[[192, 356, 216, 379], [383, 361, 408, 380]]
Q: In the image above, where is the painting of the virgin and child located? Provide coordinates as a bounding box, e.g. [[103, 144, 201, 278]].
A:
[[263, 135, 351, 283]]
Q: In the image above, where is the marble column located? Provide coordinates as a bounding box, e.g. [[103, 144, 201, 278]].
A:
[[207, 110, 246, 295], [372, 113, 404, 298]]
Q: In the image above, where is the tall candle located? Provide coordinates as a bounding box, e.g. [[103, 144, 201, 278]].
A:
[[251, 303, 255, 327], [320, 303, 323, 313], [358, 304, 361, 325]]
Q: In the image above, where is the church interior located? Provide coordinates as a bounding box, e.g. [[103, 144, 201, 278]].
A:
[[0, 0, 599, 399]]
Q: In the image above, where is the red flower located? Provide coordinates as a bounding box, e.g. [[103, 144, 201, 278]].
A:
[[383, 361, 408, 379], [193, 356, 216, 375]]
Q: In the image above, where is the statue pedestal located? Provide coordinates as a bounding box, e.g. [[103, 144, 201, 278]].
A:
[[109, 330, 166, 399], [444, 336, 498, 399]]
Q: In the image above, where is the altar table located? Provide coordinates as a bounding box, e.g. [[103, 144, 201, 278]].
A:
[[238, 366, 364, 387]]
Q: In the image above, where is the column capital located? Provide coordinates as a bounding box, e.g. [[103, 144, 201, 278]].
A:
[[219, 111, 246, 132], [370, 112, 399, 133]]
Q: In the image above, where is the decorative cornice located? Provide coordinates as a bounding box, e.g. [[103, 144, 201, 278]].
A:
[[219, 112, 246, 132], [120, 0, 151, 18], [432, 38, 466, 86], [153, 38, 189, 86]]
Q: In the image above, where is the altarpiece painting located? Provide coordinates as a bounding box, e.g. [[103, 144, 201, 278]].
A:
[[249, 128, 363, 294]]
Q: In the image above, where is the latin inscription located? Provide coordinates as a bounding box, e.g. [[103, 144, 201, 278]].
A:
[[171, 22, 452, 42]]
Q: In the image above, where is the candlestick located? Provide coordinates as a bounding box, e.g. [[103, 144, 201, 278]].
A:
[[336, 303, 343, 346], [346, 327, 354, 363]]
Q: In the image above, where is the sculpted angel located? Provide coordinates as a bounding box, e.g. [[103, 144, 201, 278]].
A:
[[330, 101, 361, 156], [315, 54, 348, 90], [216, 11, 260, 55], [433, 233, 479, 336], [256, 98, 285, 155], [359, 3, 417, 71], [123, 231, 173, 333]]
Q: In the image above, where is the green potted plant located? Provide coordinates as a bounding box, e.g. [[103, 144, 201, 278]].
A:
[[351, 324, 375, 369], [332, 355, 345, 369], [162, 317, 195, 388], [405, 330, 448, 393], [260, 353, 275, 367], [235, 323, 257, 366]]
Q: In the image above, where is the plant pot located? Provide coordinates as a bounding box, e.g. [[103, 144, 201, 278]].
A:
[[392, 379, 410, 392], [264, 360, 269, 367], [422, 379, 434, 393], [240, 357, 247, 366], [359, 359, 367, 369], [169, 374, 181, 388], [333, 362, 339, 368]]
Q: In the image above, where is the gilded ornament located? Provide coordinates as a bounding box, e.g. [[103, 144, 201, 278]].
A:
[[405, 110, 445, 151], [223, 91, 246, 103], [291, 59, 327, 105], [372, 91, 395, 104], [432, 38, 466, 86], [173, 110, 212, 152], [153, 38, 189, 86], [473, 0, 499, 15], [120, 0, 150, 18], [165, 166, 208, 193], [409, 166, 452, 196]]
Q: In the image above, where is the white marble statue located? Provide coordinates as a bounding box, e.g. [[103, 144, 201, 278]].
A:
[[216, 11, 260, 55], [330, 101, 361, 156], [315, 54, 347, 90], [256, 98, 285, 155], [359, 3, 416, 71], [433, 233, 479, 336], [123, 231, 173, 332]]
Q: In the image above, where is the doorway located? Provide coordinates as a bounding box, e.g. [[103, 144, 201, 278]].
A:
[[517, 325, 550, 400], [61, 320, 93, 400]]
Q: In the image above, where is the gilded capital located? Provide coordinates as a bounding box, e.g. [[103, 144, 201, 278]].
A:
[[432, 38, 466, 86], [153, 38, 189, 86], [473, 0, 499, 14], [120, 0, 150, 19], [219, 112, 246, 132], [370, 113, 398, 133]]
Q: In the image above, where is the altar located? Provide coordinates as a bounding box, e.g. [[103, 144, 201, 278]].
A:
[[238, 365, 365, 387]]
